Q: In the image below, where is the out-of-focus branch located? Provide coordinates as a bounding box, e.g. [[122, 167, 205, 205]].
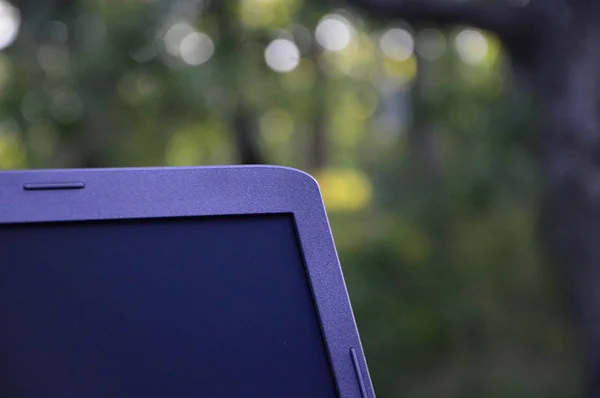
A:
[[344, 0, 521, 41]]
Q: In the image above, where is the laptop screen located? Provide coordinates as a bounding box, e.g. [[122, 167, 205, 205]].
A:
[[0, 214, 338, 397]]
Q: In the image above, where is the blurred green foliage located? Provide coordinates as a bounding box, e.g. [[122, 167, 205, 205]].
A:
[[0, 0, 581, 396]]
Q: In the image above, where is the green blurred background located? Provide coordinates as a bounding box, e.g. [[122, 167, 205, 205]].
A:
[[0, 0, 581, 396]]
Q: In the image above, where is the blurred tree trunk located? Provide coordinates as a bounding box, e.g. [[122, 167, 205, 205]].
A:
[[233, 108, 263, 165], [309, 48, 329, 171], [410, 54, 441, 180], [294, 2, 332, 172], [211, 0, 266, 165], [345, 0, 600, 395]]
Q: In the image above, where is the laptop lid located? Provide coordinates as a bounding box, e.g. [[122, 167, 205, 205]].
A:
[[0, 166, 374, 398]]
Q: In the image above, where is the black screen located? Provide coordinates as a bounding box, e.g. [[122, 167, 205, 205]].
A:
[[0, 215, 338, 397]]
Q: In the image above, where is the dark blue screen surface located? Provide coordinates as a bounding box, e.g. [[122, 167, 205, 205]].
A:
[[0, 215, 338, 397]]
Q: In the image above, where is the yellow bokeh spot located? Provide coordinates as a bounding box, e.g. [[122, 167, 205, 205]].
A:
[[238, 0, 299, 29], [454, 30, 503, 90], [165, 121, 229, 166], [315, 168, 373, 212], [383, 55, 417, 83], [165, 131, 199, 166], [329, 88, 377, 151], [0, 126, 25, 169], [323, 32, 377, 79], [473, 31, 501, 69]]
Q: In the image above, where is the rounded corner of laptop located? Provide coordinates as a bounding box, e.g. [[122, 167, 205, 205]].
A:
[[255, 165, 323, 200]]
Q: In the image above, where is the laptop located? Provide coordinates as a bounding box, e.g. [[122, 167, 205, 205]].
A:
[[0, 166, 375, 398]]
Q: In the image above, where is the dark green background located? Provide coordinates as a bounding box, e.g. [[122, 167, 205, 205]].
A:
[[0, 0, 580, 396]]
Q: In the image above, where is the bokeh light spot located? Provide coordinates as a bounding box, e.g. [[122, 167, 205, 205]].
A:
[[165, 130, 201, 166], [455, 29, 488, 65], [164, 22, 194, 56], [239, 0, 299, 29], [315, 14, 352, 52], [264, 39, 300, 73], [0, 120, 24, 169], [380, 28, 414, 62], [415, 28, 446, 61], [180, 32, 214, 65], [315, 168, 373, 212], [0, 1, 19, 51], [118, 72, 161, 105]]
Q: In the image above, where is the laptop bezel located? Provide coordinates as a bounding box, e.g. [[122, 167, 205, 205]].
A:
[[0, 165, 374, 398]]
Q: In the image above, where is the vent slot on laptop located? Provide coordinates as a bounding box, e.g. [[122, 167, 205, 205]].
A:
[[23, 182, 85, 191]]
